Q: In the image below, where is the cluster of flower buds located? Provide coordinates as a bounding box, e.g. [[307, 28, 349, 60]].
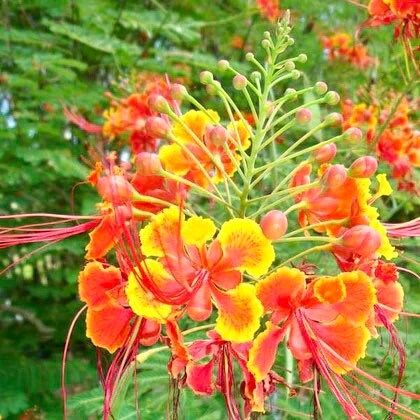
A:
[[1, 13, 419, 420], [342, 95, 419, 193]]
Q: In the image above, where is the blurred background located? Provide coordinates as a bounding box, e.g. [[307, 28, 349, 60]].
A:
[[0, 0, 418, 418]]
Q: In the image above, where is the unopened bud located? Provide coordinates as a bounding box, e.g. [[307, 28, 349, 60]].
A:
[[263, 31, 271, 39], [233, 74, 247, 90], [97, 175, 134, 204], [291, 70, 301, 80], [145, 116, 170, 138], [200, 71, 214, 85], [251, 71, 261, 82], [148, 94, 171, 113], [284, 61, 295, 71], [207, 125, 227, 146], [135, 152, 162, 175], [314, 81, 328, 95], [261, 39, 271, 49], [218, 59, 230, 71], [349, 156, 378, 178], [285, 88, 297, 100], [245, 52, 255, 61], [170, 83, 188, 101], [287, 37, 295, 45], [260, 210, 288, 240], [296, 108, 312, 125], [298, 53, 307, 63], [341, 225, 381, 256], [322, 164, 347, 189], [344, 127, 363, 143], [324, 91, 340, 105], [313, 143, 337, 163], [324, 112, 343, 126]]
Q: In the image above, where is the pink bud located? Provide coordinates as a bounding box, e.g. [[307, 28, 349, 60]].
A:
[[135, 152, 162, 175], [97, 175, 134, 204], [322, 164, 347, 189], [296, 108, 312, 125], [313, 143, 337, 163], [349, 156, 378, 178], [341, 225, 381, 256], [344, 127, 362, 143], [324, 112, 343, 126], [207, 125, 227, 146], [145, 116, 170, 138], [233, 74, 247, 90], [260, 210, 288, 240], [170, 83, 188, 100], [148, 94, 171, 113]]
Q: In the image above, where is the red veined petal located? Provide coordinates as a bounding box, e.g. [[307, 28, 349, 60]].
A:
[[186, 359, 215, 395], [374, 279, 404, 325], [85, 213, 120, 259]]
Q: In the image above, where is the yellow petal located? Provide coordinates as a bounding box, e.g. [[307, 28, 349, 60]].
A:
[[159, 144, 191, 175], [376, 173, 393, 197], [126, 259, 172, 323], [214, 283, 263, 343], [140, 206, 184, 257], [181, 216, 216, 246], [217, 218, 275, 278]]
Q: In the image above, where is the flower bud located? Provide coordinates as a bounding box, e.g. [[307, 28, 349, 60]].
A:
[[344, 127, 363, 143], [324, 112, 343, 126], [296, 108, 312, 125], [233, 74, 247, 90], [349, 156, 378, 178], [284, 61, 295, 71], [263, 31, 271, 39], [291, 70, 301, 79], [217, 59, 229, 71], [285, 88, 297, 100], [97, 175, 134, 204], [245, 52, 255, 61], [314, 81, 328, 95], [313, 143, 337, 163], [199, 71, 214, 85], [287, 37, 295, 45], [261, 39, 271, 49], [324, 91, 340, 105], [148, 94, 171, 113], [145, 116, 170, 138], [260, 210, 288, 240], [135, 152, 162, 175], [322, 164, 347, 189], [341, 225, 381, 256], [170, 83, 188, 100], [251, 71, 261, 82], [298, 53, 307, 63], [207, 125, 227, 146]]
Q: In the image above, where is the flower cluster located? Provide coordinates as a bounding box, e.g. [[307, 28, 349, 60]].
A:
[[256, 0, 281, 22], [2, 14, 419, 420], [365, 0, 420, 38], [321, 32, 376, 69], [342, 95, 419, 193]]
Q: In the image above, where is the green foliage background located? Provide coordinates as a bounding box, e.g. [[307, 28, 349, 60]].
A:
[[0, 0, 418, 418]]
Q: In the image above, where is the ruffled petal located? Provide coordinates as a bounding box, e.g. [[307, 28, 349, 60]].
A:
[[181, 216, 216, 246], [126, 260, 173, 323], [140, 206, 184, 257], [247, 321, 287, 382], [85, 213, 120, 259], [86, 306, 133, 353], [217, 218, 275, 277], [78, 261, 123, 310], [186, 359, 215, 395], [256, 267, 306, 321], [333, 271, 377, 324], [213, 283, 263, 343], [310, 315, 371, 374], [374, 279, 404, 325]]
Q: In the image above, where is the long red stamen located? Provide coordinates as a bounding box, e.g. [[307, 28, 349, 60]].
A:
[[384, 218, 420, 237]]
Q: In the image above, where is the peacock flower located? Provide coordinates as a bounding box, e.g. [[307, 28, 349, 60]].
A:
[[129, 206, 272, 342], [256, 0, 281, 22]]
